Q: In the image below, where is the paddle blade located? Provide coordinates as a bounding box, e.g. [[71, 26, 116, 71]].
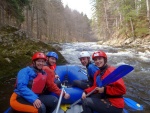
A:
[[123, 109, 128, 113], [4, 107, 11, 113], [124, 97, 143, 110], [102, 65, 134, 86]]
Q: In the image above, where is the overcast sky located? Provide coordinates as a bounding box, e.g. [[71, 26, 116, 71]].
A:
[[62, 0, 92, 18]]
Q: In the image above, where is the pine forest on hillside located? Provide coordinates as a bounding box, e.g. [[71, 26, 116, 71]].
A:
[[0, 0, 95, 43], [0, 0, 150, 43], [92, 0, 150, 41]]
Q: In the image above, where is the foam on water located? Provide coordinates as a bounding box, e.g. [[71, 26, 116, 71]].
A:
[[59, 42, 150, 63]]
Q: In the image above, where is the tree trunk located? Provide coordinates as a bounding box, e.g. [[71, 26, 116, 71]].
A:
[[1, 6, 5, 25], [103, 0, 110, 39], [36, 9, 40, 39], [0, 7, 2, 26], [30, 6, 34, 38], [26, 8, 29, 37], [130, 17, 135, 39], [146, 0, 150, 23], [104, 1, 108, 30]]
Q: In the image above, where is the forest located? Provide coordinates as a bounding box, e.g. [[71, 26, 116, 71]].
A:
[[0, 0, 149, 43]]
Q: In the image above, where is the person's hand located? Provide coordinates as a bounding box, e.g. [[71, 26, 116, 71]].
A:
[[64, 93, 70, 99], [33, 99, 42, 108], [55, 74, 59, 79], [82, 92, 86, 99], [95, 87, 104, 93]]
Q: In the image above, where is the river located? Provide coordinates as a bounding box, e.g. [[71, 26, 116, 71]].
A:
[[57, 42, 150, 113], [1, 42, 150, 113]]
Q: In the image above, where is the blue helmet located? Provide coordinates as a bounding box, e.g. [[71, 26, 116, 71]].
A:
[[46, 51, 58, 60]]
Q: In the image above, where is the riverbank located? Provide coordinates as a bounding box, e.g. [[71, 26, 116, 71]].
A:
[[97, 35, 150, 53], [0, 26, 67, 81]]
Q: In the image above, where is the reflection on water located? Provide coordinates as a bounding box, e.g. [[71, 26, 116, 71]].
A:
[[0, 78, 15, 112]]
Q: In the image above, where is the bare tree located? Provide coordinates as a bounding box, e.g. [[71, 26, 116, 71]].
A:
[[146, 0, 150, 24]]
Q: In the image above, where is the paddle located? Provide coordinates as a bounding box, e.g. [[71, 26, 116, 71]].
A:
[[55, 87, 65, 113], [102, 65, 134, 86], [67, 64, 134, 109], [68, 87, 97, 109], [123, 109, 128, 113], [55, 78, 69, 113], [124, 97, 143, 110], [99, 65, 143, 111]]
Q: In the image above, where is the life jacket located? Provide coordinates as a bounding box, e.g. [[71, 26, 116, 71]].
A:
[[28, 72, 47, 94], [98, 66, 126, 108], [84, 65, 126, 108]]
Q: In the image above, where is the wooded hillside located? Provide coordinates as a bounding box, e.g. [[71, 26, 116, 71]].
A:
[[91, 0, 150, 41], [0, 0, 149, 44], [0, 0, 96, 43]]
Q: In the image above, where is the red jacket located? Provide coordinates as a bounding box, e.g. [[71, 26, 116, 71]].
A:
[[42, 66, 61, 96], [84, 66, 126, 108]]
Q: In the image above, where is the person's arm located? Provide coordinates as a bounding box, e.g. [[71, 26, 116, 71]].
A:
[[16, 67, 39, 104], [43, 66, 70, 99], [84, 70, 99, 94], [43, 66, 61, 95]]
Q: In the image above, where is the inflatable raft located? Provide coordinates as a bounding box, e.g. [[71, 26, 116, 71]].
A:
[[55, 65, 87, 104], [4, 65, 143, 113], [4, 65, 87, 113]]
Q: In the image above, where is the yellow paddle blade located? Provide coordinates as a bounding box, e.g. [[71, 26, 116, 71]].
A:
[[60, 104, 70, 111]]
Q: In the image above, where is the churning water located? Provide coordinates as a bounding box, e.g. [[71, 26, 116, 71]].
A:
[[58, 42, 150, 113]]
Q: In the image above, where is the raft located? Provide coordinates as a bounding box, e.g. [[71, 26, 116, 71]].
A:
[[52, 65, 87, 113], [4, 65, 87, 113], [4, 65, 140, 113], [55, 65, 87, 104]]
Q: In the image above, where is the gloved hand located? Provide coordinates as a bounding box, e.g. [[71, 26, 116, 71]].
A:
[[96, 76, 102, 87]]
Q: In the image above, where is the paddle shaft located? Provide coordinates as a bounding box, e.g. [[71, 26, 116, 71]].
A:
[[68, 88, 97, 109], [55, 88, 64, 113]]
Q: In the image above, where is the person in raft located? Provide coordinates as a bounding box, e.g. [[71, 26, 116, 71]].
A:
[[9, 52, 70, 113], [45, 51, 61, 88], [81, 50, 126, 113], [72, 51, 99, 89]]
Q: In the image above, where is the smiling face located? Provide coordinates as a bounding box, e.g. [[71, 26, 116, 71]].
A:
[[47, 57, 56, 66], [93, 56, 105, 68], [79, 57, 90, 66], [33, 59, 46, 70]]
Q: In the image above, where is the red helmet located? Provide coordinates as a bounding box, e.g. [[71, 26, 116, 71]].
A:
[[92, 50, 107, 60], [32, 52, 47, 61]]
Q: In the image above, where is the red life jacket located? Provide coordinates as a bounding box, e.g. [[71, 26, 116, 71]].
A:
[[85, 66, 126, 108], [29, 73, 47, 94]]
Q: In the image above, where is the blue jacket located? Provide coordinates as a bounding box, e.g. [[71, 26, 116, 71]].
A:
[[14, 66, 44, 104], [86, 63, 99, 79]]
